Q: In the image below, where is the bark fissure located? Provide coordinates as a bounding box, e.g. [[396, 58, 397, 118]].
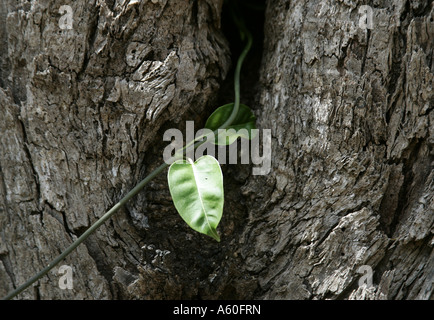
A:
[[17, 119, 41, 209], [77, 6, 101, 78]]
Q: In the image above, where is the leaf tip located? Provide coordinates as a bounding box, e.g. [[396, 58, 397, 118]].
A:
[[209, 229, 221, 242]]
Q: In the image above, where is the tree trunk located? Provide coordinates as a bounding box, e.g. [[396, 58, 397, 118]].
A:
[[237, 0, 433, 300], [0, 0, 432, 300]]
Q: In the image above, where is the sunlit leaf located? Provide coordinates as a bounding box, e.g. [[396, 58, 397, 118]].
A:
[[167, 155, 223, 241]]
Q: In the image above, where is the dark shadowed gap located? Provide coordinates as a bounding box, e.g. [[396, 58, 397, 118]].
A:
[[217, 0, 266, 111], [208, 0, 266, 300], [135, 0, 267, 300], [212, 0, 266, 171]]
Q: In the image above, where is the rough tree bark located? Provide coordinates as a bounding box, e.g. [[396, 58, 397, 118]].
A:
[[0, 0, 432, 300], [238, 0, 433, 300]]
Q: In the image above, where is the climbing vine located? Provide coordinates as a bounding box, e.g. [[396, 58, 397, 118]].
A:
[[3, 0, 254, 300]]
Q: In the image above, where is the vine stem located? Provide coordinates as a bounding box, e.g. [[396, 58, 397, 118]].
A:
[[3, 7, 253, 300], [2, 163, 168, 300], [219, 9, 252, 130]]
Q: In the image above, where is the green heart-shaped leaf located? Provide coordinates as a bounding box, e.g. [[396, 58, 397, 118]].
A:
[[205, 103, 257, 145], [167, 155, 223, 242]]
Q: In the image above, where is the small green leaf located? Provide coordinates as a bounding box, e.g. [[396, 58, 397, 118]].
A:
[[168, 155, 223, 242], [205, 103, 257, 145]]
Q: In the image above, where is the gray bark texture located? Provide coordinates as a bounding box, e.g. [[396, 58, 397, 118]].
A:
[[0, 0, 433, 300]]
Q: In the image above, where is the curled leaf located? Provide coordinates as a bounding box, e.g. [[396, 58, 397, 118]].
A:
[[205, 103, 257, 145]]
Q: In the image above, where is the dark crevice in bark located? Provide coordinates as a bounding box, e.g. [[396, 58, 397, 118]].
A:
[[411, 0, 433, 17], [216, 0, 265, 111], [191, 0, 199, 27], [335, 276, 362, 300], [386, 4, 410, 124], [215, 0, 266, 300], [390, 9, 418, 93], [59, 210, 74, 237], [378, 137, 428, 237], [10, 61, 28, 105], [17, 119, 41, 211], [83, 235, 117, 298], [378, 166, 404, 236], [337, 40, 350, 76], [77, 4, 101, 78], [139, 0, 268, 300], [388, 139, 424, 237], [360, 29, 370, 75], [0, 164, 11, 218], [33, 284, 41, 300], [41, 200, 78, 243]]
